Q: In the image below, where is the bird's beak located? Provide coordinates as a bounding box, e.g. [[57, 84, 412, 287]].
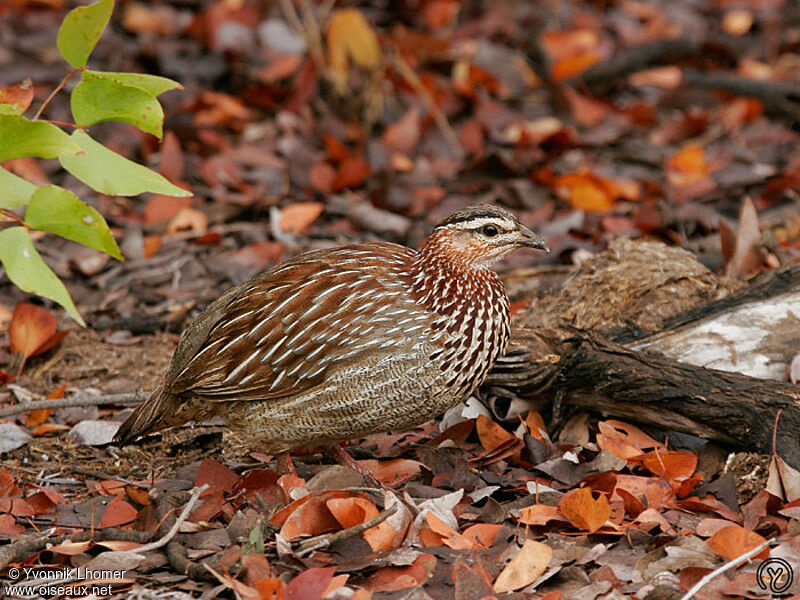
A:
[[517, 225, 551, 253]]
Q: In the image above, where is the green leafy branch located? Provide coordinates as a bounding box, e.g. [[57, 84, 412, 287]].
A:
[[0, 0, 191, 325]]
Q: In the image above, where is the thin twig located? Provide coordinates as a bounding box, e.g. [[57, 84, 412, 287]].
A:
[[33, 68, 80, 121], [679, 537, 777, 600], [295, 503, 397, 556], [0, 391, 147, 418], [278, 0, 325, 67], [389, 53, 464, 158], [131, 484, 208, 554]]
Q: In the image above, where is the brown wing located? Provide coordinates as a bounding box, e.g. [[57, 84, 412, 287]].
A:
[[164, 243, 421, 403]]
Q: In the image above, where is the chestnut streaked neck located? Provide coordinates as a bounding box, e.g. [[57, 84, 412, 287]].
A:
[[409, 228, 505, 316]]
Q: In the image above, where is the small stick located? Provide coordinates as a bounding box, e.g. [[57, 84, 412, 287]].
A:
[[389, 53, 464, 159], [0, 391, 146, 418], [131, 484, 208, 554], [679, 538, 776, 600], [33, 68, 80, 121], [295, 504, 397, 556]]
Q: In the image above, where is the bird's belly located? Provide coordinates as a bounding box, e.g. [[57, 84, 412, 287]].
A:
[[224, 344, 464, 453]]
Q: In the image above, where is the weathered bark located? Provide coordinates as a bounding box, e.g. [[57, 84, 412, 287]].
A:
[[484, 243, 800, 468]]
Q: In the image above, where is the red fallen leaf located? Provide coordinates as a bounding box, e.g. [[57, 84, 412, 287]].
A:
[[189, 491, 226, 523], [232, 469, 282, 505], [143, 194, 192, 225], [195, 458, 240, 493], [280, 202, 324, 235], [558, 487, 611, 533], [524, 410, 548, 443], [0, 468, 22, 497], [285, 566, 337, 600], [666, 145, 711, 187], [231, 241, 285, 268], [459, 118, 485, 156], [518, 503, 562, 526], [462, 523, 502, 549], [242, 552, 272, 587], [323, 133, 352, 163], [98, 495, 138, 527], [26, 383, 64, 426], [382, 107, 421, 155], [476, 415, 517, 452], [326, 496, 397, 551], [0, 79, 34, 113], [0, 513, 24, 535], [256, 578, 285, 600], [25, 491, 56, 514], [332, 157, 371, 191], [707, 525, 769, 560], [280, 495, 341, 541], [617, 488, 646, 518], [125, 485, 150, 506], [561, 86, 609, 127], [158, 131, 185, 184], [363, 553, 437, 593], [633, 449, 697, 484], [193, 231, 221, 245], [356, 458, 422, 483], [675, 494, 740, 521], [613, 475, 674, 511], [310, 162, 337, 194], [552, 52, 601, 81], [49, 540, 93, 555], [31, 423, 70, 436], [8, 303, 67, 360], [0, 371, 13, 385]]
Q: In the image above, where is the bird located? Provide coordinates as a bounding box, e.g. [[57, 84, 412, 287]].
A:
[[113, 204, 549, 481]]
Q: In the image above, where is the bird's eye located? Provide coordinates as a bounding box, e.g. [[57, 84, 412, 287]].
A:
[[482, 224, 499, 237]]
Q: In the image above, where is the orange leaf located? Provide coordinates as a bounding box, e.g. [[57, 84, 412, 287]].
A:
[[635, 449, 697, 484], [723, 10, 753, 36], [518, 503, 562, 526], [524, 410, 548, 443], [327, 8, 381, 88], [596, 420, 662, 460], [49, 540, 93, 555], [476, 415, 517, 452], [280, 202, 324, 235], [364, 553, 437, 593], [280, 496, 340, 541], [667, 145, 710, 187], [557, 487, 610, 533], [629, 66, 683, 89], [355, 458, 422, 484], [195, 458, 240, 493], [553, 173, 616, 213], [327, 496, 378, 529], [255, 578, 285, 600], [98, 496, 138, 528], [707, 525, 769, 561], [167, 207, 208, 236], [332, 157, 371, 191], [552, 51, 601, 82], [426, 512, 471, 550], [310, 162, 337, 194], [26, 384, 64, 426], [462, 523, 502, 549], [231, 241, 285, 268], [612, 475, 674, 511], [0, 79, 34, 113], [493, 540, 552, 593], [8, 303, 63, 360], [143, 194, 192, 224]]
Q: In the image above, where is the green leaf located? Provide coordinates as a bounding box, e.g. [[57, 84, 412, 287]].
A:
[[0, 227, 84, 325], [0, 115, 81, 161], [71, 78, 163, 138], [0, 104, 22, 115], [0, 167, 38, 210], [85, 70, 182, 97], [56, 0, 114, 68], [59, 130, 192, 197], [25, 185, 123, 261]]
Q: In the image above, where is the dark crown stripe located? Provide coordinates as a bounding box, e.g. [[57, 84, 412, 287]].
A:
[[435, 205, 516, 229]]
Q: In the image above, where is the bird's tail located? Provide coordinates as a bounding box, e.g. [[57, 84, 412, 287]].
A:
[[112, 386, 174, 445]]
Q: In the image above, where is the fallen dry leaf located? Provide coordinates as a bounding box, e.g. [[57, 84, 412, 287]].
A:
[[8, 303, 67, 361], [706, 525, 769, 561], [280, 202, 324, 235], [493, 539, 552, 593], [558, 487, 611, 533]]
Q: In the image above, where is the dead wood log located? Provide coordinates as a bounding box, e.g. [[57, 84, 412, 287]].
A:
[[484, 240, 800, 468]]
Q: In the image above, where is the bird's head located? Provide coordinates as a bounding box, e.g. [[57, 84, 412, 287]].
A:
[[422, 205, 550, 269]]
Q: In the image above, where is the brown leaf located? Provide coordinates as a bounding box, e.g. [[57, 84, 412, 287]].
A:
[[476, 414, 517, 452], [382, 107, 421, 155], [167, 207, 208, 235], [280, 202, 324, 234], [707, 525, 769, 560], [98, 496, 138, 528], [493, 539, 552, 593], [725, 196, 761, 278], [310, 162, 337, 194], [557, 487, 611, 533], [195, 458, 240, 493], [143, 195, 192, 225], [363, 553, 437, 593], [231, 241, 285, 268], [158, 131, 184, 183], [285, 566, 337, 600], [0, 79, 34, 113], [8, 303, 65, 360], [332, 157, 371, 191], [518, 503, 562, 526]]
